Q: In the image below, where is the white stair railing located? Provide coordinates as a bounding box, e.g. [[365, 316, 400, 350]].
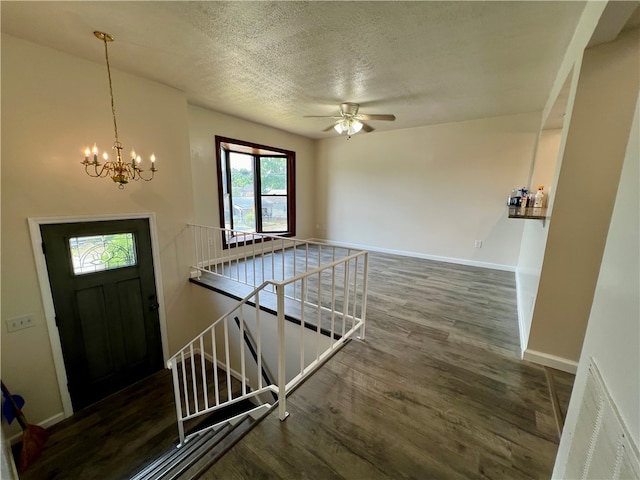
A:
[[167, 225, 368, 445]]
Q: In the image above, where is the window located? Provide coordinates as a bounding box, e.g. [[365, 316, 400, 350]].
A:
[[216, 136, 295, 247], [69, 233, 137, 275]]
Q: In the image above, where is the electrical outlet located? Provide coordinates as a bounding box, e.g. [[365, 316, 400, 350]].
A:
[[474, 240, 482, 248], [6, 315, 35, 332]]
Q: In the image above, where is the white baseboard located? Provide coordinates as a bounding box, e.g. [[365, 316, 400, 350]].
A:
[[307, 238, 516, 272], [523, 349, 578, 374], [514, 269, 528, 357], [7, 411, 65, 445]]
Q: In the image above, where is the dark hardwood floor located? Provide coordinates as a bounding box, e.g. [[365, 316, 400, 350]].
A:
[[19, 369, 179, 480], [18, 251, 574, 479], [204, 252, 574, 479]]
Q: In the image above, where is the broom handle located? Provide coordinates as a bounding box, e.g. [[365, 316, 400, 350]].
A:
[[0, 381, 28, 430]]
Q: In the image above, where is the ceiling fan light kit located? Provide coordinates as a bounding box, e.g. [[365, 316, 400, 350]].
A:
[[305, 102, 396, 139], [334, 119, 363, 136]]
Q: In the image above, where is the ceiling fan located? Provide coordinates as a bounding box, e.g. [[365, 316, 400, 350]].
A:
[[304, 102, 396, 137]]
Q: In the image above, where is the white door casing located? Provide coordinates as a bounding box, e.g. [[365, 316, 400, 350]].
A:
[[28, 213, 170, 419]]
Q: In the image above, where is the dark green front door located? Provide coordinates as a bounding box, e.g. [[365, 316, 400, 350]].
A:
[[41, 219, 163, 411]]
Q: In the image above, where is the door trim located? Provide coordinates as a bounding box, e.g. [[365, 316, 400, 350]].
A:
[[28, 213, 170, 419]]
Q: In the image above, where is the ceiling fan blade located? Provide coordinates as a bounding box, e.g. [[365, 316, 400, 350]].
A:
[[322, 121, 341, 132], [303, 115, 342, 119], [359, 114, 396, 121], [361, 122, 375, 133]]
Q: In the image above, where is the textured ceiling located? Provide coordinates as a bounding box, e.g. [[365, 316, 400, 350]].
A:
[[1, 1, 586, 139]]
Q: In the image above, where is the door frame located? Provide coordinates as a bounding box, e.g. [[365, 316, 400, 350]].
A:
[[28, 213, 169, 419]]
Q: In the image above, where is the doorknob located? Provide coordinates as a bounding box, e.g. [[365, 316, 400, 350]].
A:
[[148, 294, 159, 311]]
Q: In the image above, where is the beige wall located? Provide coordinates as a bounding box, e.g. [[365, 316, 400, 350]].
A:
[[526, 27, 640, 366], [1, 35, 197, 435], [530, 129, 562, 199], [314, 112, 540, 269], [187, 105, 316, 239], [515, 129, 562, 350], [553, 91, 640, 478]]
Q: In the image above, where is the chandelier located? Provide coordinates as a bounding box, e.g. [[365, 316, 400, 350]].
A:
[[81, 31, 156, 189]]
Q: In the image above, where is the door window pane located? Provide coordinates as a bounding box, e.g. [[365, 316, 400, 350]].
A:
[[69, 233, 137, 275]]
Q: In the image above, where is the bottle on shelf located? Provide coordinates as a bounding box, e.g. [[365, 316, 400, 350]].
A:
[[520, 187, 528, 207], [534, 186, 545, 208]]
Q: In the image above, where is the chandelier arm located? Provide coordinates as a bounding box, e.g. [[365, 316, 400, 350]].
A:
[[138, 170, 156, 182], [83, 164, 102, 178], [83, 162, 112, 178], [102, 36, 119, 145], [131, 166, 156, 182]]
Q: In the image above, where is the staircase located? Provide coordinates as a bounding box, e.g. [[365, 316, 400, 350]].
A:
[[150, 224, 369, 473], [130, 403, 270, 480]]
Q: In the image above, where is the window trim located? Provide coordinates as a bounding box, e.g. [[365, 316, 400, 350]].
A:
[[215, 136, 296, 249]]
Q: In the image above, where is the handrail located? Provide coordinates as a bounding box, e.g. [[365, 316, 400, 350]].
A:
[[168, 224, 368, 445], [188, 223, 326, 248], [167, 280, 274, 366], [272, 250, 365, 287]]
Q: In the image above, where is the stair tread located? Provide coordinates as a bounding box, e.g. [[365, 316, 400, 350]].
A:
[[129, 401, 269, 480], [160, 423, 235, 480], [129, 428, 221, 480], [180, 416, 257, 480]]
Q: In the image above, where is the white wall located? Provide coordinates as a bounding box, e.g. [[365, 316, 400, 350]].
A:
[[552, 91, 640, 479], [187, 105, 316, 239], [526, 26, 640, 368], [515, 129, 562, 351], [315, 112, 540, 269], [529, 129, 562, 199], [1, 35, 197, 435]]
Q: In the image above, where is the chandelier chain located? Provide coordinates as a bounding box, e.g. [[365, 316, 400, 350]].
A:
[[102, 36, 119, 145]]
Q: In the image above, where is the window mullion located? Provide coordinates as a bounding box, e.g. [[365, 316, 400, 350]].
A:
[[225, 149, 234, 232], [255, 155, 263, 233]]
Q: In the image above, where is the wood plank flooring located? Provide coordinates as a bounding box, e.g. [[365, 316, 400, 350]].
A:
[[18, 369, 179, 480], [203, 251, 574, 479], [17, 251, 574, 479], [17, 367, 242, 480]]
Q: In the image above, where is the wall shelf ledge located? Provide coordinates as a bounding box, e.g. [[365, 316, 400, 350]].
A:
[[508, 206, 547, 224]]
